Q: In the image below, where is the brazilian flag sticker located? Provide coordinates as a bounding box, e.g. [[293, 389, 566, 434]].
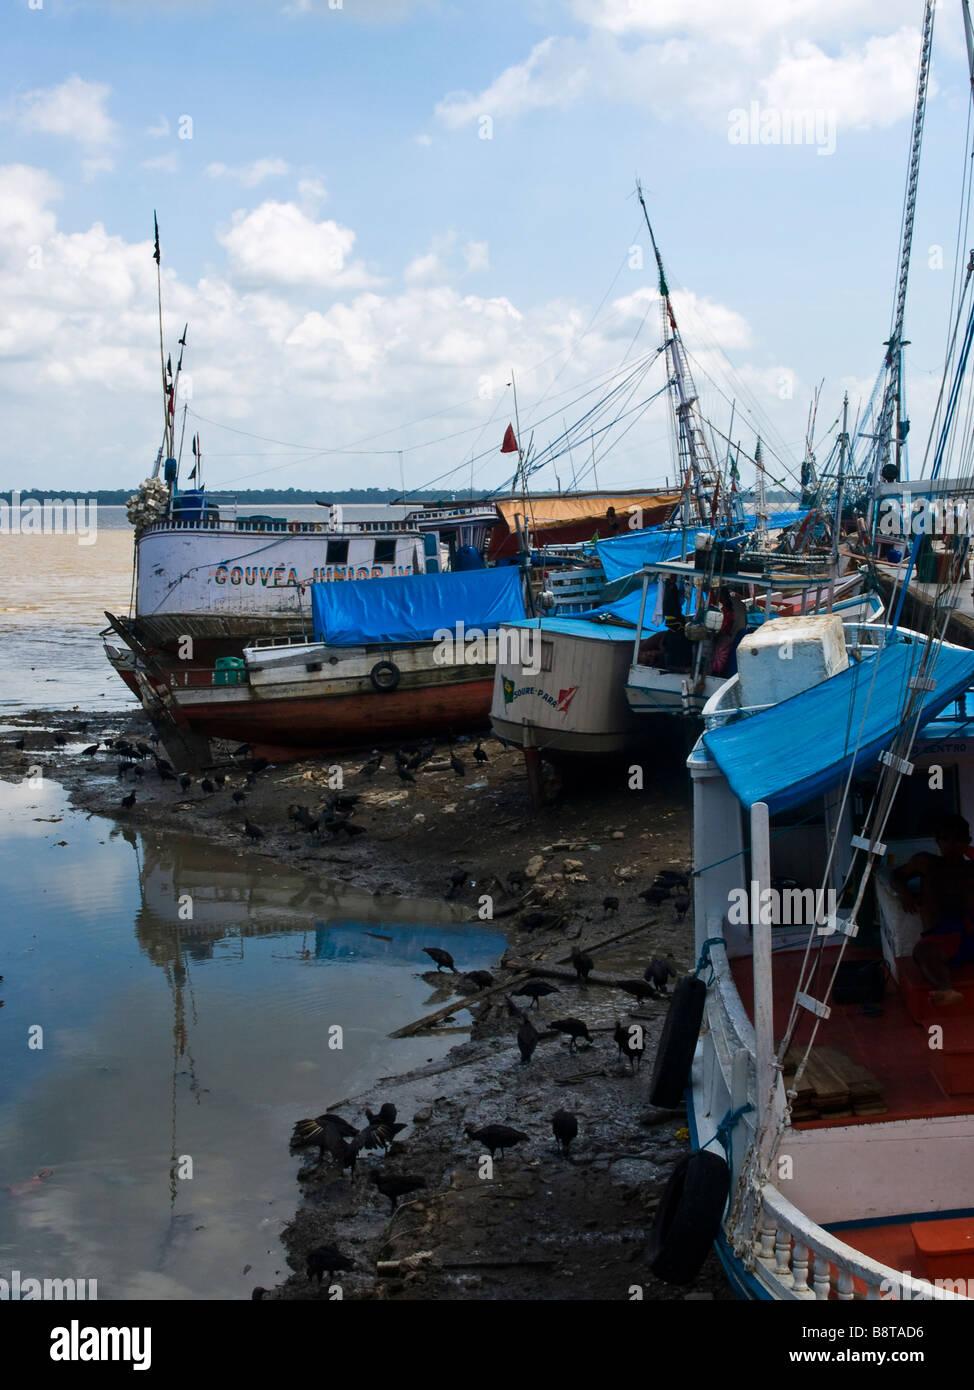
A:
[[502, 676, 515, 706]]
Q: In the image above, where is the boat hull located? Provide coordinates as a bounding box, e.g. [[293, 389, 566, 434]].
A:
[[167, 644, 493, 758], [489, 621, 646, 755]]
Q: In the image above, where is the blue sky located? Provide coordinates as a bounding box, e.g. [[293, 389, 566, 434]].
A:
[[2, 0, 973, 496]]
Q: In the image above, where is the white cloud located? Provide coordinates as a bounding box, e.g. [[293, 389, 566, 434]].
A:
[[404, 249, 442, 283], [435, 5, 926, 134], [762, 29, 923, 130], [611, 285, 753, 351], [205, 157, 291, 187], [216, 199, 377, 289], [0, 164, 59, 259], [17, 76, 118, 146], [141, 152, 180, 174], [413, 133, 433, 147], [571, 0, 920, 45], [0, 159, 808, 494], [146, 116, 170, 138], [436, 38, 591, 127]]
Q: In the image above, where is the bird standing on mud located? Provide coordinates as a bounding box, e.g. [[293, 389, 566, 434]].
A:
[[449, 748, 466, 778], [244, 819, 263, 842], [369, 1171, 426, 1212], [644, 958, 678, 994], [617, 978, 657, 1003], [552, 1109, 578, 1157], [517, 1014, 539, 1064], [511, 979, 560, 1009], [423, 946, 457, 973], [614, 1020, 644, 1071], [571, 946, 594, 988], [119, 790, 136, 810], [290, 1112, 358, 1163], [464, 970, 494, 990], [465, 1124, 529, 1159], [306, 1246, 355, 1285], [550, 1018, 592, 1053]]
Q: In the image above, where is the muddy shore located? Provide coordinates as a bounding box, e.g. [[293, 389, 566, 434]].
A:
[[1, 709, 732, 1302]]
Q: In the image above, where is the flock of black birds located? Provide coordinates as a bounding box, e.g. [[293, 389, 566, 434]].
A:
[[358, 735, 490, 786], [55, 730, 378, 848], [288, 1091, 582, 1289]]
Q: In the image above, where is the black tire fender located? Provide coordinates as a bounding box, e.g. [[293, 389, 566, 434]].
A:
[[369, 660, 401, 693], [649, 974, 707, 1109], [645, 1149, 730, 1284]]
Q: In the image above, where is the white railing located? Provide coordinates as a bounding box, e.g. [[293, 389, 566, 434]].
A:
[[747, 1182, 969, 1301]]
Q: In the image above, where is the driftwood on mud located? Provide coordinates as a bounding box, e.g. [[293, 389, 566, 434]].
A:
[[502, 957, 669, 997], [388, 974, 530, 1038], [553, 918, 661, 962]]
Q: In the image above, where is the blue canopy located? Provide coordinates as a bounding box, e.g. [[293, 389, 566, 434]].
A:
[[703, 641, 974, 814], [311, 565, 527, 645], [594, 511, 808, 585], [596, 527, 690, 583]]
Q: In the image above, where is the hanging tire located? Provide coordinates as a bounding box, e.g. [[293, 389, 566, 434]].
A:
[[645, 1150, 730, 1284], [369, 660, 401, 693], [649, 974, 707, 1109]]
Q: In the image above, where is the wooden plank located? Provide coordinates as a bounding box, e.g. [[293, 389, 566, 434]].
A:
[[388, 974, 530, 1038]]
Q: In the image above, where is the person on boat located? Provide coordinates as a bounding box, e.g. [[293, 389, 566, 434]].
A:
[[638, 616, 694, 671], [661, 575, 684, 622], [711, 587, 747, 677], [890, 811, 974, 1006]]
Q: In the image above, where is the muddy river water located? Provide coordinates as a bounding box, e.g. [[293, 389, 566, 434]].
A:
[[0, 777, 505, 1299]]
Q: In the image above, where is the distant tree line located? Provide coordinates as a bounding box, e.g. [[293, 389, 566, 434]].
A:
[[2, 487, 484, 505]]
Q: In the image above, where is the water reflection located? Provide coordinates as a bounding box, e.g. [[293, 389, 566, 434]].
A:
[[0, 782, 505, 1300]]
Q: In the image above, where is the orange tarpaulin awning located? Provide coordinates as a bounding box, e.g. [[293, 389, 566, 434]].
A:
[[494, 491, 682, 534]]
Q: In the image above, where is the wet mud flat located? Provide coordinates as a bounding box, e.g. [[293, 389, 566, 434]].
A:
[[1, 710, 731, 1301]]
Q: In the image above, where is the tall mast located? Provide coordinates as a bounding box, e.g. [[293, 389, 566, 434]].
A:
[[754, 438, 768, 545], [152, 211, 171, 462], [635, 181, 723, 530], [869, 0, 935, 516]]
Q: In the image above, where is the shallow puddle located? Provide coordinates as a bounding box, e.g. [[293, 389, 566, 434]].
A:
[[0, 778, 505, 1299]]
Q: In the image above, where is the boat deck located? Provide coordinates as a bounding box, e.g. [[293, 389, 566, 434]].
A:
[[730, 945, 974, 1128]]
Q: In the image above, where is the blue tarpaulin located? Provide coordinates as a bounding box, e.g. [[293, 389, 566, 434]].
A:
[[702, 641, 974, 814], [311, 565, 527, 645], [594, 512, 809, 583]]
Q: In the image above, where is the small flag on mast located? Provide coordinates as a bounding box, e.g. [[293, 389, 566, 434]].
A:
[[500, 423, 518, 453], [153, 212, 161, 265]]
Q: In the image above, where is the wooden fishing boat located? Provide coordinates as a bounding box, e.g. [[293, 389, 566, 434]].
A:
[[677, 612, 974, 1300], [624, 557, 884, 719], [157, 566, 528, 761]]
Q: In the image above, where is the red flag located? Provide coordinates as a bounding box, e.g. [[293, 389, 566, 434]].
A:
[[500, 423, 518, 454]]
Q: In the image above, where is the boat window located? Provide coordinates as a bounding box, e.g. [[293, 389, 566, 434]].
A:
[[374, 538, 397, 565], [540, 640, 554, 673], [326, 539, 349, 564]]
